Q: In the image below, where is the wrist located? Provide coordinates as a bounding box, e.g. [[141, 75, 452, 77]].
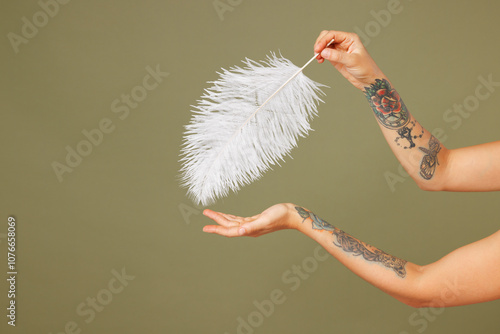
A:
[[284, 203, 305, 232], [359, 75, 389, 91], [287, 203, 305, 233]]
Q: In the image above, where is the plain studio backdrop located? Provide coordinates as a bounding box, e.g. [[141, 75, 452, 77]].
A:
[[1, 0, 499, 333]]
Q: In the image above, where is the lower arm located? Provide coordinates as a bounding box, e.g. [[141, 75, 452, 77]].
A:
[[362, 78, 449, 190], [288, 204, 426, 307]]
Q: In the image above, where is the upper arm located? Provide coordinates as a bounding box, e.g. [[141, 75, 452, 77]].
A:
[[415, 230, 500, 307], [441, 140, 500, 192]]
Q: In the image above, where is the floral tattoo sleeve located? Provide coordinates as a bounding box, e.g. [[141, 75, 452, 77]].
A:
[[364, 79, 441, 179]]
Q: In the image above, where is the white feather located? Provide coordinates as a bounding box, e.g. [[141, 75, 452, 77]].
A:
[[180, 52, 327, 206]]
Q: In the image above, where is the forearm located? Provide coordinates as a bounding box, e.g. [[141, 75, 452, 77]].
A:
[[360, 76, 449, 190], [289, 205, 500, 307], [316, 30, 500, 191], [290, 204, 425, 306]]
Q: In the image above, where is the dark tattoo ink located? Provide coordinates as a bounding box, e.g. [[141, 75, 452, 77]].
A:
[[296, 206, 311, 222], [296, 206, 336, 231], [394, 121, 424, 149], [418, 135, 441, 180], [295, 207, 407, 278], [364, 79, 410, 130]]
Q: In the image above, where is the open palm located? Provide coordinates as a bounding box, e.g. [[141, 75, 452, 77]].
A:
[[202, 203, 295, 237]]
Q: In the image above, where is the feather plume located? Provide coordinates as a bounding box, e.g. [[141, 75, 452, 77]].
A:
[[180, 51, 327, 206]]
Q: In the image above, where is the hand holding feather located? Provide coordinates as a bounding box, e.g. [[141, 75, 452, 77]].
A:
[[315, 30, 385, 90]]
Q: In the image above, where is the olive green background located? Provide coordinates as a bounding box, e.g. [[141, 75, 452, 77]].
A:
[[1, 0, 499, 333]]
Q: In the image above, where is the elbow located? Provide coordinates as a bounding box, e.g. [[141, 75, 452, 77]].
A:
[[395, 294, 442, 308], [407, 166, 446, 191], [414, 147, 452, 192], [394, 269, 452, 309], [394, 295, 429, 308], [416, 180, 444, 192], [414, 171, 450, 191], [393, 265, 436, 308], [401, 298, 429, 309], [400, 296, 451, 309]]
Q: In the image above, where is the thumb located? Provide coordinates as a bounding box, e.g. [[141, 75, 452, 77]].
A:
[[238, 223, 251, 236], [321, 48, 347, 64], [239, 220, 261, 236]]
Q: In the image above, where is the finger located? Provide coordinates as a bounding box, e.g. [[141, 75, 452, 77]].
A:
[[219, 212, 242, 221], [204, 209, 245, 228], [219, 213, 248, 227], [314, 30, 351, 54], [242, 214, 259, 223], [237, 223, 250, 236], [320, 47, 349, 65], [315, 31, 342, 63], [314, 30, 330, 63], [316, 55, 325, 64], [203, 209, 235, 227], [314, 30, 342, 52], [314, 30, 330, 50], [203, 224, 244, 237]]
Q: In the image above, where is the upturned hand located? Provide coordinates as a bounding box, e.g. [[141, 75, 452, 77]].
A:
[[203, 203, 297, 237]]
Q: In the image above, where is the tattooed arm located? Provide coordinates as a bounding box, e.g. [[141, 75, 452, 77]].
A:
[[203, 203, 500, 307], [314, 30, 500, 191]]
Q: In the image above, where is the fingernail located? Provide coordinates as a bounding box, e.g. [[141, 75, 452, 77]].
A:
[[238, 227, 245, 235], [321, 49, 330, 58]]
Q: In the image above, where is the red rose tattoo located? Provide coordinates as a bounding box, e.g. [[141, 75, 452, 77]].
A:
[[371, 89, 401, 115], [364, 79, 409, 129]]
